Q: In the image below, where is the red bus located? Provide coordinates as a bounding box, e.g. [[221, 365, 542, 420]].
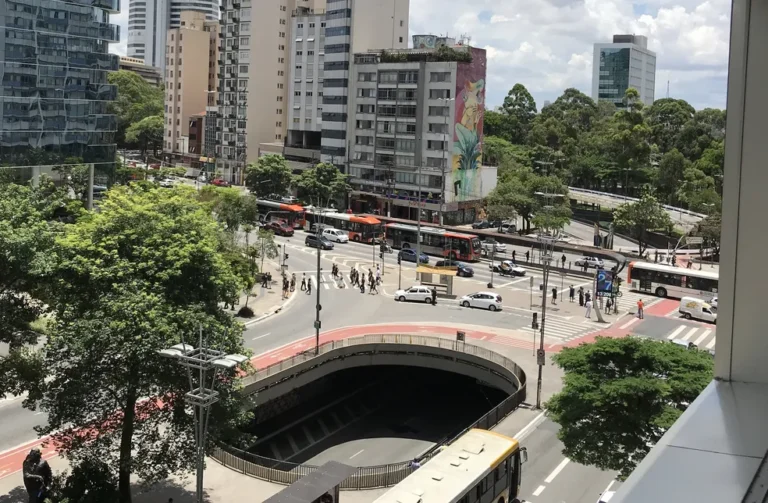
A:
[[256, 200, 306, 228], [384, 222, 482, 261], [304, 210, 384, 243]]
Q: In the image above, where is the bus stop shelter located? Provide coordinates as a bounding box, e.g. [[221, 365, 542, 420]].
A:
[[262, 461, 357, 503]]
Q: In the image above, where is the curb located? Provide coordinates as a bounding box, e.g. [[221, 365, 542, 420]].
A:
[[241, 286, 300, 327]]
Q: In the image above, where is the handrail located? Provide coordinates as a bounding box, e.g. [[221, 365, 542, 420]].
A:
[[568, 187, 707, 219], [213, 334, 528, 490]]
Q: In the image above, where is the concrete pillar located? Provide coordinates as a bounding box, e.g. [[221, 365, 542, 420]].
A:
[[716, 0, 768, 383]]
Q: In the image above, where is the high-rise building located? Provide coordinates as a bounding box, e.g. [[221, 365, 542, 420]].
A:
[[0, 0, 120, 184], [127, 0, 218, 73], [119, 56, 163, 87], [216, 0, 409, 184], [592, 34, 656, 107], [346, 38, 496, 225], [163, 11, 219, 163]]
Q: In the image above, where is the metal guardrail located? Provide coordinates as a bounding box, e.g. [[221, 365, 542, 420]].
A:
[[568, 187, 707, 220], [213, 334, 528, 489]]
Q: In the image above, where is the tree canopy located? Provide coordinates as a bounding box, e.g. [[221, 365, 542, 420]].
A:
[[612, 193, 673, 255], [108, 70, 164, 150], [295, 162, 350, 208], [548, 336, 713, 479], [125, 115, 164, 160], [245, 154, 294, 198]]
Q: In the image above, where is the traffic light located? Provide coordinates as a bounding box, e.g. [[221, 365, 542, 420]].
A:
[[397, 255, 401, 264], [284, 253, 289, 260], [379, 252, 383, 259]]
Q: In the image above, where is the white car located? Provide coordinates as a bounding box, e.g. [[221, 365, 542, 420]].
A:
[[459, 292, 503, 311], [158, 178, 176, 188], [394, 286, 434, 303], [710, 296, 718, 309], [322, 228, 349, 243], [597, 490, 615, 503], [575, 256, 605, 269], [490, 260, 526, 276]]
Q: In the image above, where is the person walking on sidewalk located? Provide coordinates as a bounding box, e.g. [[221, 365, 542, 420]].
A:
[[525, 250, 530, 262], [578, 287, 584, 307], [637, 299, 644, 319], [551, 287, 558, 305], [585, 299, 593, 318], [300, 273, 307, 291], [262, 273, 269, 289], [569, 285, 575, 302], [282, 278, 289, 299], [606, 297, 613, 313], [512, 250, 516, 262], [431, 287, 437, 306], [370, 276, 378, 294], [290, 273, 296, 292], [376, 265, 381, 285], [561, 254, 566, 268], [306, 277, 312, 295]]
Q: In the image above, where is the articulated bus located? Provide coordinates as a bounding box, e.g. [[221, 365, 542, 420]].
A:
[[627, 261, 719, 299], [256, 200, 306, 229], [373, 429, 527, 503], [304, 210, 384, 243], [385, 223, 482, 261]]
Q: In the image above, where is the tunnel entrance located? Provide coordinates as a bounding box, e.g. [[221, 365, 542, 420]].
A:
[[241, 365, 509, 467]]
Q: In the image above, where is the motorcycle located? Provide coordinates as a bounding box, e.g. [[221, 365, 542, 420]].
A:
[[379, 242, 394, 254]]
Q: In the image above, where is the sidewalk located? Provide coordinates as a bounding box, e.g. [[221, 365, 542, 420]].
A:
[[223, 260, 296, 325]]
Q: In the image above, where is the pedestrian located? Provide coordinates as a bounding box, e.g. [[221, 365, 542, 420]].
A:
[[637, 298, 644, 319], [431, 287, 437, 306], [290, 273, 296, 292], [376, 265, 381, 284], [585, 299, 593, 318], [301, 273, 307, 291], [585, 290, 592, 303], [654, 250, 659, 263], [561, 254, 566, 268], [525, 250, 530, 262], [282, 279, 289, 299], [306, 277, 312, 295], [371, 277, 378, 294], [512, 250, 516, 262], [261, 273, 269, 288], [583, 262, 589, 273], [551, 287, 557, 305], [578, 288, 584, 307], [672, 255, 677, 267], [687, 260, 693, 269], [606, 297, 613, 313], [569, 285, 575, 302]]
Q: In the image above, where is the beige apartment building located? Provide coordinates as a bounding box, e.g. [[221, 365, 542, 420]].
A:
[[164, 11, 219, 157]]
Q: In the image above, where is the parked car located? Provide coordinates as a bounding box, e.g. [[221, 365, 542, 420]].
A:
[[322, 228, 349, 243], [434, 259, 474, 277], [498, 222, 517, 234], [157, 177, 176, 188], [210, 178, 230, 187], [459, 292, 503, 311], [281, 195, 299, 204], [481, 238, 507, 255], [394, 286, 434, 303], [264, 221, 294, 237], [398, 249, 429, 264], [575, 256, 605, 269], [710, 296, 718, 310], [489, 260, 526, 276], [305, 234, 335, 250]]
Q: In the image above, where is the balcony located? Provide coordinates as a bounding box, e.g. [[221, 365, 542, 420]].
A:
[[284, 145, 321, 161], [231, 42, 239, 50], [232, 13, 240, 22], [233, 0, 240, 6]]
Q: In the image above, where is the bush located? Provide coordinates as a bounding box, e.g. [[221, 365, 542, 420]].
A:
[[237, 306, 255, 318]]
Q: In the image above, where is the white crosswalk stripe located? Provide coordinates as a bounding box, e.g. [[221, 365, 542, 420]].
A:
[[539, 317, 594, 341], [667, 325, 687, 340], [665, 324, 717, 349]]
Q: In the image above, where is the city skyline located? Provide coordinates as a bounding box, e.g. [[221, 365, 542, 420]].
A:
[[109, 0, 730, 111]]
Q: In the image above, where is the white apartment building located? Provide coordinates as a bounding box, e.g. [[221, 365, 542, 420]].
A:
[[346, 38, 495, 225], [592, 34, 656, 107], [128, 0, 218, 73]]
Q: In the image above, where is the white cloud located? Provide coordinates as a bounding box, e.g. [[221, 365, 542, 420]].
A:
[[107, 0, 730, 109]]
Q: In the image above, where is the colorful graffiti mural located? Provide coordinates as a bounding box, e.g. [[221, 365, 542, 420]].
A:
[[451, 47, 487, 202]]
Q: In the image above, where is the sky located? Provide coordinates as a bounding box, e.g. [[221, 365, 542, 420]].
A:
[[109, 0, 731, 111]]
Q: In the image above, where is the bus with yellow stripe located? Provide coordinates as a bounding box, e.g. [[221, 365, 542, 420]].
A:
[[374, 429, 527, 503]]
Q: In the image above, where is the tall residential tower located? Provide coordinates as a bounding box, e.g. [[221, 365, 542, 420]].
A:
[[592, 34, 656, 107]]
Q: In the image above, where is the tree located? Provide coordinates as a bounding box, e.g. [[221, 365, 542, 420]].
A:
[[676, 166, 721, 213], [613, 192, 673, 255], [108, 70, 164, 149], [655, 149, 688, 203], [501, 84, 537, 143], [27, 185, 250, 503], [644, 98, 696, 154], [610, 88, 652, 196], [210, 187, 246, 232], [244, 154, 294, 198], [548, 336, 713, 479], [483, 110, 519, 143], [693, 212, 722, 260], [295, 162, 350, 208], [125, 116, 164, 160]]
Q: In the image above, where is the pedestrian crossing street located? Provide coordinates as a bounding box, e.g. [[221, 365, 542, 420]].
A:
[[296, 272, 376, 291], [614, 289, 662, 313], [664, 324, 717, 350]]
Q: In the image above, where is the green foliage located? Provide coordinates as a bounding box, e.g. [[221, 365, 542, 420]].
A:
[[295, 162, 350, 207], [28, 185, 250, 502], [379, 45, 472, 63], [613, 193, 673, 254], [108, 70, 164, 149], [644, 98, 696, 154], [483, 110, 520, 143], [655, 149, 689, 203], [548, 336, 714, 480], [125, 115, 164, 159], [245, 154, 294, 197]]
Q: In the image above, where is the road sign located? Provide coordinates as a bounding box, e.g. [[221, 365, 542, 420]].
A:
[[686, 236, 703, 245], [529, 276, 534, 287], [314, 320, 321, 329], [537, 349, 546, 366]]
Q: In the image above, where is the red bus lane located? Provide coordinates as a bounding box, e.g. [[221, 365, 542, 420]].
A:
[[0, 323, 534, 479]]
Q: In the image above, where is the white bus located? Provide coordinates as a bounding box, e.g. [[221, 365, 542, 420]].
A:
[[627, 261, 718, 299], [373, 429, 526, 503]]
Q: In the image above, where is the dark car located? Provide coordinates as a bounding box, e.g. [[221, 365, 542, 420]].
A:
[[210, 178, 231, 187], [398, 249, 429, 264], [305, 234, 334, 250], [264, 221, 294, 237], [472, 220, 491, 229], [434, 259, 474, 277]]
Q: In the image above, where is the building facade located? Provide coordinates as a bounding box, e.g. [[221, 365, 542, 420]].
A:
[[118, 56, 163, 87], [592, 34, 656, 107], [347, 40, 494, 225], [163, 11, 219, 160], [0, 0, 120, 184], [127, 0, 218, 73]]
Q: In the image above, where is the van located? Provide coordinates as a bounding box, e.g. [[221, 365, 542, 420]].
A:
[[679, 296, 717, 323]]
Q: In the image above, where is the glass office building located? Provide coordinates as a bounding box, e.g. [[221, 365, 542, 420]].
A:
[[0, 0, 120, 184], [591, 34, 656, 108]]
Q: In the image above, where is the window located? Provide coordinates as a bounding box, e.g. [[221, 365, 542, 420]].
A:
[[307, 50, 314, 56], [397, 123, 417, 134], [358, 88, 375, 98], [295, 64, 302, 70], [356, 120, 373, 129], [398, 105, 416, 117], [396, 139, 415, 152], [379, 72, 397, 83], [321, 22, 326, 27], [296, 51, 303, 56], [427, 140, 446, 150], [430, 71, 451, 82], [399, 36, 403, 43], [429, 122, 448, 134], [355, 135, 373, 145], [297, 23, 303, 28], [357, 104, 375, 114], [377, 105, 396, 116], [400, 20, 404, 26], [429, 89, 451, 99], [309, 22, 315, 27], [358, 72, 376, 82], [429, 106, 449, 117], [306, 91, 313, 96], [294, 91, 301, 96], [398, 71, 418, 84]]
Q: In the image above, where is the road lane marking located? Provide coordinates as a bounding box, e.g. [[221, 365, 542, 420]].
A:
[[544, 458, 570, 483], [602, 480, 615, 495], [349, 449, 364, 459], [619, 317, 640, 330], [693, 329, 712, 346], [667, 325, 687, 340], [498, 277, 531, 287], [513, 411, 547, 440], [706, 336, 717, 350], [682, 327, 699, 341], [252, 333, 271, 341], [532, 485, 546, 496]]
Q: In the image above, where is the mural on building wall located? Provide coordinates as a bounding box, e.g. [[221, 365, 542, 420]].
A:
[[413, 35, 438, 49], [451, 47, 486, 202]]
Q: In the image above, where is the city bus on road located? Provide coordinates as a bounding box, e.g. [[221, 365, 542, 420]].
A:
[[373, 429, 527, 503], [256, 199, 306, 229], [304, 210, 384, 243], [385, 223, 482, 261], [627, 261, 719, 299]]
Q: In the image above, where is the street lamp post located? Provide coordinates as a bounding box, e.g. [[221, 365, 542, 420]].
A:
[[159, 328, 248, 503]]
